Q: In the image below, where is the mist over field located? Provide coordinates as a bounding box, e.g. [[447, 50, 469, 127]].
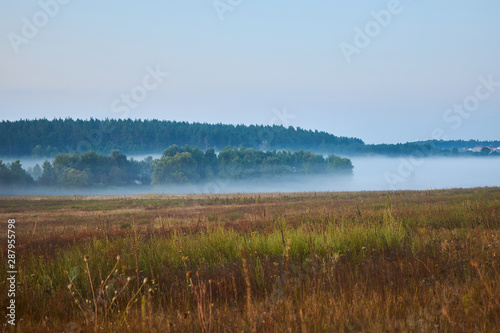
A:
[[2, 2, 500, 331], [349, 156, 500, 191], [2, 156, 499, 196]]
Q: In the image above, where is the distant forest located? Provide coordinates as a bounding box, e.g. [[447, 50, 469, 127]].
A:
[[0, 118, 498, 157], [0, 145, 353, 187], [414, 140, 500, 150], [0, 118, 363, 157]]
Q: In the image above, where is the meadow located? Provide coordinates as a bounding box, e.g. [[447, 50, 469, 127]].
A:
[[0, 188, 499, 332]]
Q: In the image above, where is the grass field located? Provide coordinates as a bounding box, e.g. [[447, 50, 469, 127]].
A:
[[1, 188, 499, 332]]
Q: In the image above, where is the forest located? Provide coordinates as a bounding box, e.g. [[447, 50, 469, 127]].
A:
[[0, 118, 500, 163], [4, 118, 498, 158], [0, 118, 363, 157], [415, 139, 500, 150], [0, 145, 353, 187]]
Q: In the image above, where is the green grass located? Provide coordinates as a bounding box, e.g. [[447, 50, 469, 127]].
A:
[[0, 187, 499, 332]]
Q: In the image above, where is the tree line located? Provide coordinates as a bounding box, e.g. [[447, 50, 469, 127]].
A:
[[0, 145, 353, 187], [0, 118, 364, 157], [414, 139, 500, 151], [2, 118, 497, 158]]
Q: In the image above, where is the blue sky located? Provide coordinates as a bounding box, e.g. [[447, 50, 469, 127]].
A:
[[1, 0, 499, 143]]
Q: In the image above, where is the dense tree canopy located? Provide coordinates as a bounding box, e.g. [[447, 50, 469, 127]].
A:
[[0, 118, 364, 157], [0, 146, 353, 187], [1, 119, 497, 159], [0, 160, 34, 186], [46, 150, 147, 187], [151, 145, 353, 185]]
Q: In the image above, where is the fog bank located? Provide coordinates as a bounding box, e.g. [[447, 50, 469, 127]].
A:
[[1, 157, 499, 196]]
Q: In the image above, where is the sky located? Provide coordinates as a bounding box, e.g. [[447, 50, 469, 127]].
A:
[[1, 0, 499, 144]]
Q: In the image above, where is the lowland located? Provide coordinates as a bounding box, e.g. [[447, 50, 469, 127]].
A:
[[0, 187, 499, 332]]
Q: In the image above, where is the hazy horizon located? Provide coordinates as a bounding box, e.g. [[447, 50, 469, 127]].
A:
[[2, 155, 499, 196], [1, 1, 499, 144]]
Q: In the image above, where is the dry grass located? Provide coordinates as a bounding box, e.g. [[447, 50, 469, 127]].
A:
[[0, 187, 499, 332]]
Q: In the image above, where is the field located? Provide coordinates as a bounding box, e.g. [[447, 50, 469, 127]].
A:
[[1, 188, 499, 332]]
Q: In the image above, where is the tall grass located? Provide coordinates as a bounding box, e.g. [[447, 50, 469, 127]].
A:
[[0, 188, 499, 331]]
